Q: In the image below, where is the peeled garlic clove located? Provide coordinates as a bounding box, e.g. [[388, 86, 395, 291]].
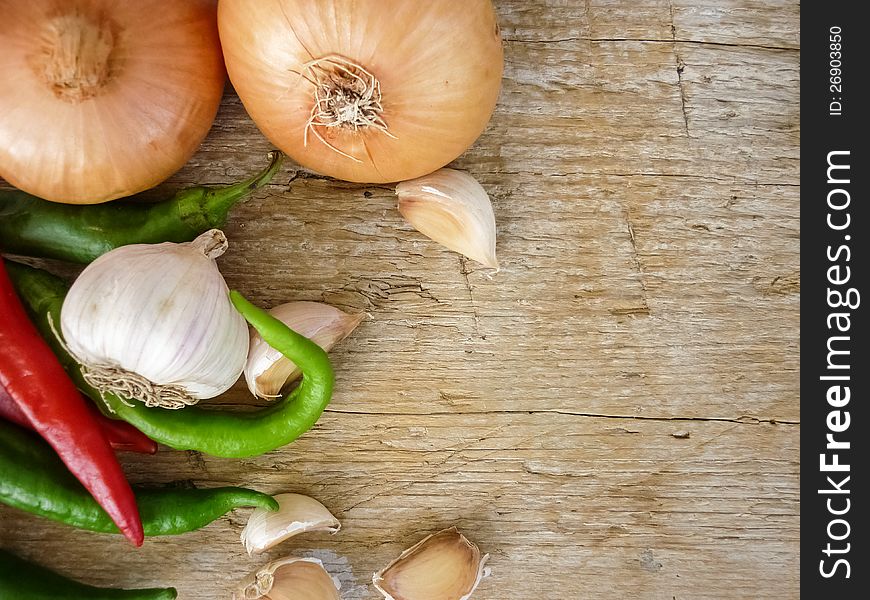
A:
[[241, 493, 340, 555], [245, 302, 363, 399], [60, 229, 248, 409], [396, 168, 499, 269], [234, 557, 340, 600], [373, 527, 490, 600]]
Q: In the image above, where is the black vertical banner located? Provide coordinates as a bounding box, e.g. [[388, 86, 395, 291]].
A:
[[802, 3, 868, 597]]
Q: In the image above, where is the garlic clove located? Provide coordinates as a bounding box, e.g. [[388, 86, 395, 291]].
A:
[[244, 302, 363, 399], [396, 168, 499, 269], [373, 527, 490, 600], [234, 557, 340, 600], [241, 493, 341, 555]]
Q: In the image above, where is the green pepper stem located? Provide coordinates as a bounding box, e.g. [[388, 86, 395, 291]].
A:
[[0, 151, 284, 264], [201, 151, 284, 224]]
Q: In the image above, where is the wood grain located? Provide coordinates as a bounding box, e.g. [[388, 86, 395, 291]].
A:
[[0, 1, 799, 598]]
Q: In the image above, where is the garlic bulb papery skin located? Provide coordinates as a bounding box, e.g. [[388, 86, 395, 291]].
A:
[[396, 169, 499, 269], [241, 493, 341, 555], [373, 527, 490, 600], [244, 302, 363, 399], [234, 557, 341, 600], [60, 229, 249, 409]]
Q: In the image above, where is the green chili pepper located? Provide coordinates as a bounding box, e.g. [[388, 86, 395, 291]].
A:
[[5, 261, 335, 459], [0, 151, 282, 264], [0, 549, 177, 599], [0, 419, 278, 536]]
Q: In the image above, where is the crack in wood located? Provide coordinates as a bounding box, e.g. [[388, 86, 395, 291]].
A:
[[286, 170, 337, 187], [344, 425, 511, 512], [324, 407, 799, 426], [754, 271, 800, 296], [185, 450, 208, 473], [624, 209, 651, 316], [474, 169, 799, 186], [668, 1, 691, 137], [610, 306, 651, 316], [459, 256, 484, 338], [333, 275, 444, 309], [582, 0, 592, 38], [503, 37, 799, 52]]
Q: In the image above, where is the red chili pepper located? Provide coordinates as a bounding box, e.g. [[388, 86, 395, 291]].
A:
[[1, 383, 157, 454], [0, 260, 143, 546]]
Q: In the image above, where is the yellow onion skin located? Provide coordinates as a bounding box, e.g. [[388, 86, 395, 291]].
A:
[[0, 0, 225, 204], [218, 0, 503, 183]]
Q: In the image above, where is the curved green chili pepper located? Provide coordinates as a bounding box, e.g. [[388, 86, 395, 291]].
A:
[[0, 151, 282, 264], [0, 419, 278, 536], [5, 261, 335, 459], [0, 549, 177, 599]]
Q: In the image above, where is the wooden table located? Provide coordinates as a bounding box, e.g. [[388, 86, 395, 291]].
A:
[[0, 1, 800, 598]]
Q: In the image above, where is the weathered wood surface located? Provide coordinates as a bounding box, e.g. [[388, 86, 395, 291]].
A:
[[0, 1, 800, 598]]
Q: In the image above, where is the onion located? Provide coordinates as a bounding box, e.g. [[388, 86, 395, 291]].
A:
[[0, 0, 225, 204], [218, 0, 503, 183]]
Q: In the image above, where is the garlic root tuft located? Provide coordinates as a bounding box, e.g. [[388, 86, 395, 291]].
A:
[[81, 366, 198, 410]]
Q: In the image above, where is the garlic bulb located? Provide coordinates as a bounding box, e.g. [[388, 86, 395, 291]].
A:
[[244, 302, 363, 399], [241, 493, 340, 555], [60, 229, 249, 409], [373, 527, 490, 600], [396, 169, 499, 269], [234, 557, 341, 600]]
